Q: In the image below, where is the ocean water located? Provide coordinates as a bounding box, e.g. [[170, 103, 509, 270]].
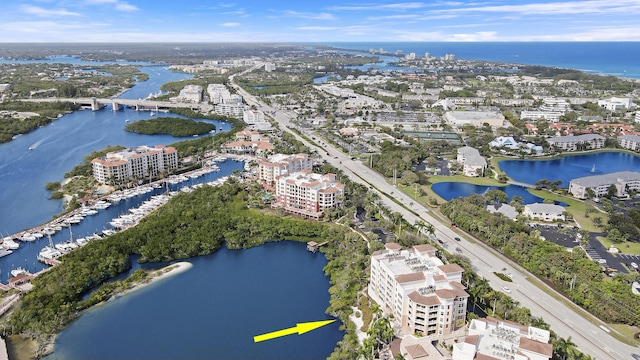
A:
[[320, 42, 640, 79]]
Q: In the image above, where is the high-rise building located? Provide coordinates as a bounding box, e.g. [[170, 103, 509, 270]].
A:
[[368, 243, 468, 337], [273, 170, 344, 218], [258, 153, 313, 185], [91, 145, 178, 184]]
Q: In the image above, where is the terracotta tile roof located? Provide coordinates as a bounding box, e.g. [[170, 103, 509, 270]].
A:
[[475, 353, 500, 360], [464, 334, 479, 345], [385, 243, 402, 251], [404, 344, 428, 358], [519, 337, 553, 357], [408, 291, 441, 306], [433, 274, 446, 282], [396, 272, 425, 283], [438, 263, 464, 274], [413, 244, 436, 253]]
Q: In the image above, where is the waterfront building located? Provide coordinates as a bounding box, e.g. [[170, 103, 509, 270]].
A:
[[174, 84, 203, 103], [444, 111, 506, 128], [456, 146, 486, 177], [452, 317, 552, 360], [486, 203, 518, 220], [489, 136, 519, 149], [618, 134, 640, 151], [207, 84, 243, 105], [598, 97, 634, 112], [221, 128, 274, 155], [569, 171, 640, 198], [214, 103, 245, 117], [546, 134, 605, 151], [258, 153, 313, 185], [368, 243, 468, 337], [523, 203, 566, 222], [273, 170, 344, 219], [91, 145, 178, 184]]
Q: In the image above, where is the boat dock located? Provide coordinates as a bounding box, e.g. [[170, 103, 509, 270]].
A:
[[307, 241, 329, 253]]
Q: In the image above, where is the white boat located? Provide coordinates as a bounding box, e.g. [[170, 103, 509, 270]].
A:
[[11, 267, 30, 277], [39, 246, 61, 260], [0, 249, 13, 258], [21, 233, 37, 242], [2, 237, 20, 250]]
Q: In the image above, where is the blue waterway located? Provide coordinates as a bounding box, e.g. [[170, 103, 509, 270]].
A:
[[320, 42, 640, 79], [499, 152, 640, 186], [431, 183, 567, 206], [47, 241, 342, 360]]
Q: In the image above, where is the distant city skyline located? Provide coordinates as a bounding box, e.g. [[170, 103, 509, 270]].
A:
[[3, 0, 640, 42]]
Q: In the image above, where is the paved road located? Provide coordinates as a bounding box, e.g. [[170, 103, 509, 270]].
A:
[[229, 75, 639, 360]]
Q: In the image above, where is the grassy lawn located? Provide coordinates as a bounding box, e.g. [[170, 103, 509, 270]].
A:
[[598, 235, 640, 255], [609, 323, 640, 346]]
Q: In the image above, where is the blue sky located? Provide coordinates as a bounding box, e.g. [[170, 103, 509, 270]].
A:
[[3, 0, 640, 42]]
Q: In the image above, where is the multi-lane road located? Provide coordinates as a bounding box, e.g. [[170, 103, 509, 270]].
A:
[[229, 73, 639, 359]]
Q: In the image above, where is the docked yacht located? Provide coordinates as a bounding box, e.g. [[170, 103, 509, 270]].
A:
[[2, 237, 20, 250]]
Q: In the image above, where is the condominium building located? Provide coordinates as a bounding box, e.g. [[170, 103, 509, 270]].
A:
[[444, 111, 506, 128], [175, 85, 203, 103], [618, 134, 640, 151], [520, 110, 563, 123], [457, 146, 486, 177], [540, 98, 570, 113], [569, 171, 640, 198], [523, 203, 566, 222], [91, 145, 178, 184], [273, 170, 344, 219], [243, 109, 265, 124], [598, 97, 633, 112], [452, 318, 552, 360], [546, 134, 605, 151], [207, 84, 243, 105], [369, 243, 468, 337], [214, 103, 245, 117], [258, 153, 313, 185]]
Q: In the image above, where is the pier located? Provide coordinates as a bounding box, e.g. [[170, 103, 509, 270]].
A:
[[306, 241, 329, 253]]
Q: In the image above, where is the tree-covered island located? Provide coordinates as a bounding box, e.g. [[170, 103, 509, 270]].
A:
[[124, 117, 216, 137]]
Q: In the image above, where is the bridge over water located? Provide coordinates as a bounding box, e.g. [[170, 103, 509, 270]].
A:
[[506, 179, 537, 188], [24, 97, 213, 113]]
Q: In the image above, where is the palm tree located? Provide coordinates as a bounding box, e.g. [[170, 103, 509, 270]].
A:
[[553, 336, 576, 360]]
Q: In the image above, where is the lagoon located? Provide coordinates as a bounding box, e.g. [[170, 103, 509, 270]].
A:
[[46, 241, 343, 360], [499, 152, 640, 186], [432, 183, 548, 204]]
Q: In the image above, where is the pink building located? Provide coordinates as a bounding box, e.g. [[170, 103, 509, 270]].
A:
[[273, 170, 344, 219], [258, 153, 313, 185]]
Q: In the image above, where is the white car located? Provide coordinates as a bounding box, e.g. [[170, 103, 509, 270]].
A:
[[502, 286, 511, 294]]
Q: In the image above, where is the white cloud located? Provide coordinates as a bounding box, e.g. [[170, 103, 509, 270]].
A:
[[21, 5, 81, 17], [366, 14, 419, 21], [394, 30, 498, 41], [296, 26, 338, 31], [282, 11, 336, 20], [433, 0, 640, 15], [329, 2, 427, 11], [221, 22, 240, 27], [114, 2, 138, 11]]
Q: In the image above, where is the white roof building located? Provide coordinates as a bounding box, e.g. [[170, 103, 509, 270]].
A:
[[489, 136, 519, 149], [445, 111, 506, 128], [175, 84, 203, 103], [457, 146, 487, 177], [598, 97, 634, 112], [452, 318, 552, 360], [569, 171, 640, 198], [523, 203, 566, 222], [546, 134, 605, 151]]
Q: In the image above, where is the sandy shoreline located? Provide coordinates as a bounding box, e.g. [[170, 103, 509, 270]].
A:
[[8, 262, 193, 360]]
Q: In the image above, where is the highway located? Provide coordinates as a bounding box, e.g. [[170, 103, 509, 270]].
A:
[[229, 72, 639, 360]]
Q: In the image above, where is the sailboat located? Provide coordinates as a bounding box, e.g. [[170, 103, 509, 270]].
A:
[[591, 164, 596, 172]]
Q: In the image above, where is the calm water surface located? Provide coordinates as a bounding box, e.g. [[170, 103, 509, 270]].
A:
[[47, 241, 342, 360]]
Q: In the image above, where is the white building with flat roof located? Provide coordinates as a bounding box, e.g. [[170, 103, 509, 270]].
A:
[[175, 84, 203, 103], [546, 134, 605, 151], [452, 318, 552, 360], [598, 97, 633, 111], [91, 145, 178, 184], [569, 171, 640, 198], [457, 146, 487, 177], [243, 109, 265, 124], [368, 243, 468, 337], [444, 111, 506, 128], [520, 111, 563, 122]]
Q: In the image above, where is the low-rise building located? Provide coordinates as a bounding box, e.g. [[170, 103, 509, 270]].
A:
[[546, 134, 605, 151], [489, 136, 519, 149], [174, 84, 203, 103], [258, 153, 313, 185], [368, 243, 468, 337], [457, 146, 486, 177], [243, 109, 265, 124], [523, 203, 566, 222], [520, 110, 563, 122], [598, 97, 634, 111], [569, 171, 640, 198], [452, 317, 553, 360], [618, 134, 640, 151], [91, 145, 178, 184], [444, 111, 506, 128], [273, 170, 344, 219], [221, 128, 274, 155]]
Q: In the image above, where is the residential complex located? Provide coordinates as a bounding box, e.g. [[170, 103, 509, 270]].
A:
[[174, 84, 203, 103], [91, 145, 178, 184], [273, 170, 344, 218], [222, 128, 274, 155], [546, 134, 605, 151], [452, 318, 553, 360], [523, 203, 566, 222], [569, 171, 640, 198], [258, 153, 313, 185], [618, 134, 640, 151], [368, 243, 468, 337], [444, 111, 506, 128], [457, 146, 487, 177], [598, 97, 634, 111]]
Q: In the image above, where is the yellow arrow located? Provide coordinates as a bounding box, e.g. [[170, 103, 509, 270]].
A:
[[253, 320, 336, 343]]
